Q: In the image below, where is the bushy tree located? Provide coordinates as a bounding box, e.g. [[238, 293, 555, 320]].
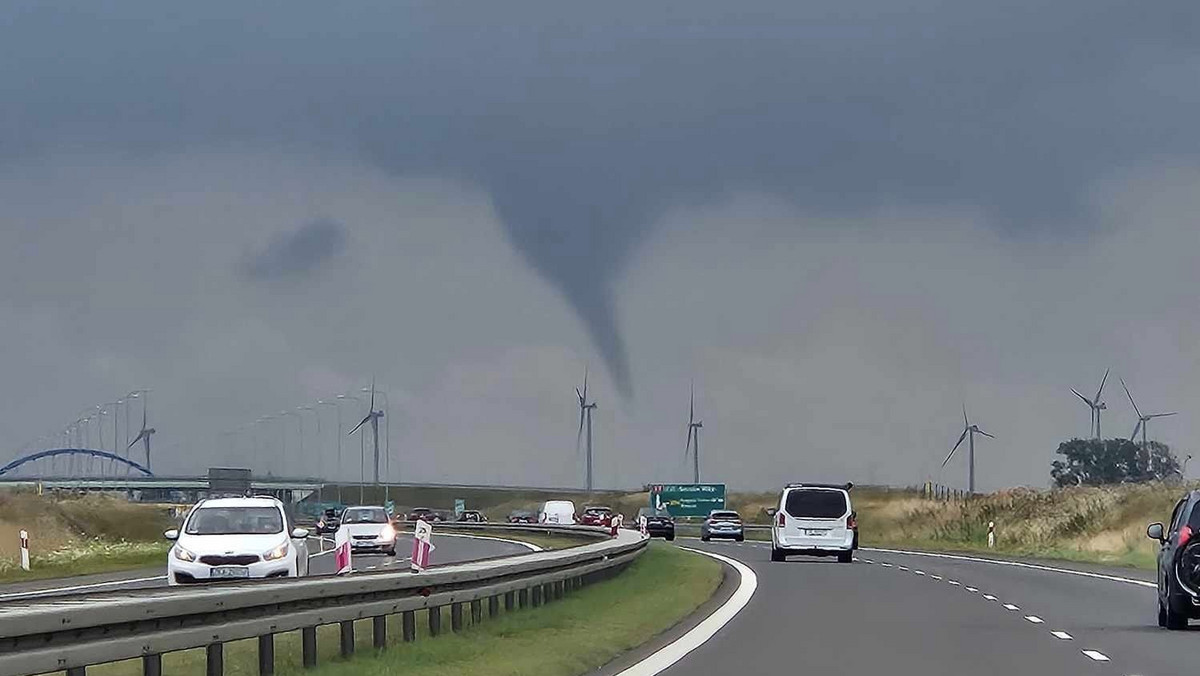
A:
[[1051, 438, 1180, 487]]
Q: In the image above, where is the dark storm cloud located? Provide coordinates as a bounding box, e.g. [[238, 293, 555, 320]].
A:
[[243, 219, 348, 282], [3, 1, 1199, 396]]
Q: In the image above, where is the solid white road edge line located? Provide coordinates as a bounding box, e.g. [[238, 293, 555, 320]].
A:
[[613, 547, 758, 676], [0, 575, 166, 600], [863, 547, 1155, 589], [433, 532, 543, 552]]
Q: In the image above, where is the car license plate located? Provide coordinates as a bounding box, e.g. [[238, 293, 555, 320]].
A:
[[210, 566, 249, 579], [804, 529, 829, 536]]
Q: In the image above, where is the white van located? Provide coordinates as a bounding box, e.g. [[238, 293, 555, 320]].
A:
[[770, 483, 857, 563], [539, 500, 577, 525]]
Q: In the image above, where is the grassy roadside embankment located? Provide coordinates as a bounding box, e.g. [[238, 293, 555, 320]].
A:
[[0, 491, 174, 582], [91, 542, 723, 676]]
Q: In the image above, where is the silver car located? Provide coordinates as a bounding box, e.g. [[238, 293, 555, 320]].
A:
[[700, 509, 745, 542]]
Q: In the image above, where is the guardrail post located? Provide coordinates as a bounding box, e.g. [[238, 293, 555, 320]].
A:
[[471, 599, 483, 624], [488, 595, 500, 618], [555, 580, 565, 600], [206, 643, 224, 676], [531, 585, 543, 607], [403, 610, 416, 642], [66, 668, 85, 676], [518, 588, 528, 608], [340, 620, 355, 657], [451, 602, 464, 632], [429, 606, 442, 636], [373, 615, 387, 649], [257, 634, 274, 676], [302, 626, 318, 667], [143, 653, 163, 676]]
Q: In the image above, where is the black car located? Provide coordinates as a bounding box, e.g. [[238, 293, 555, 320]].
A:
[[637, 507, 675, 541], [1149, 490, 1200, 629], [315, 508, 340, 534], [508, 509, 536, 524], [458, 510, 486, 523]]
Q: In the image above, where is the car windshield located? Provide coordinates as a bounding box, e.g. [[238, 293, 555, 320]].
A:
[[710, 511, 740, 520], [585, 508, 610, 515], [785, 490, 847, 519], [186, 507, 283, 535], [341, 508, 389, 524]]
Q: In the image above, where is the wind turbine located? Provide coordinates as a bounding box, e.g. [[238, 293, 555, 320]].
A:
[[347, 379, 384, 490], [576, 369, 598, 492], [684, 382, 703, 483], [1120, 377, 1177, 451], [1071, 368, 1109, 439], [127, 394, 156, 471], [942, 404, 994, 494]]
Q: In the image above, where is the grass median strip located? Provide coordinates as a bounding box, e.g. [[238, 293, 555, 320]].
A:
[[90, 542, 722, 676]]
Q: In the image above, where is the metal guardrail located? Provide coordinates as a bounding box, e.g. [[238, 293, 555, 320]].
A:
[[0, 524, 648, 676]]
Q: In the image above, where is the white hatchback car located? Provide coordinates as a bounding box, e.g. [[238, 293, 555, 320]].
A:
[[165, 496, 310, 585], [770, 483, 858, 563], [338, 506, 398, 556]]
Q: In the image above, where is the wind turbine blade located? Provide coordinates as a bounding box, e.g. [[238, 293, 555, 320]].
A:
[[685, 426, 694, 457], [576, 387, 584, 405], [582, 368, 589, 403], [1070, 388, 1095, 407], [1094, 368, 1109, 402], [576, 410, 585, 452], [1120, 378, 1142, 419], [127, 431, 145, 450], [943, 429, 968, 467], [369, 377, 376, 411], [975, 428, 995, 439], [689, 382, 695, 425], [1149, 412, 1179, 418], [962, 403, 969, 428], [1130, 420, 1142, 441], [347, 415, 370, 436]]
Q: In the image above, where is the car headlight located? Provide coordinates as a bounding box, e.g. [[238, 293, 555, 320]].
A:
[[380, 524, 396, 540], [173, 546, 196, 562], [263, 542, 290, 561]]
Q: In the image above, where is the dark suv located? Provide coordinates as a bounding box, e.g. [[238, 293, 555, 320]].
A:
[[1148, 490, 1200, 629]]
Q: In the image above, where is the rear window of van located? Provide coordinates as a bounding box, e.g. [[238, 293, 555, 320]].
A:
[[784, 489, 847, 519]]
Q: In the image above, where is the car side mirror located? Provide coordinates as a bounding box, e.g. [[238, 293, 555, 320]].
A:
[[766, 508, 777, 517], [163, 529, 179, 541], [291, 527, 310, 540], [1147, 522, 1165, 542]]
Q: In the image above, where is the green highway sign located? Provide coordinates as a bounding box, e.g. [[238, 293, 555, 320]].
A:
[[649, 483, 726, 518]]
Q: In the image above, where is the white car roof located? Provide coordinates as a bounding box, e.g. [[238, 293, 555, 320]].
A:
[[197, 497, 282, 508]]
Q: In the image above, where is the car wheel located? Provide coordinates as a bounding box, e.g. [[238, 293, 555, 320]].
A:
[[701, 535, 710, 542], [771, 548, 786, 562], [666, 533, 675, 541], [736, 535, 745, 542], [387, 548, 397, 557], [837, 550, 853, 563]]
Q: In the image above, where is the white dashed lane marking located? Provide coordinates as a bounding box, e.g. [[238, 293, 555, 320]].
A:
[[930, 575, 942, 580], [965, 587, 978, 593], [881, 563, 892, 568], [947, 580, 960, 586], [898, 566, 909, 571], [1024, 616, 1043, 624], [1002, 603, 1020, 611], [1081, 650, 1109, 662], [1051, 631, 1073, 640], [982, 594, 997, 601], [914, 570, 925, 576]]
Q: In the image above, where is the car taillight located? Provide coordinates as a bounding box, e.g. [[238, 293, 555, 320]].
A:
[[847, 513, 857, 529], [777, 511, 786, 527], [1181, 525, 1194, 548]]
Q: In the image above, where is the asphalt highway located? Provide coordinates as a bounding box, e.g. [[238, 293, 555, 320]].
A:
[[0, 531, 533, 604], [670, 539, 1185, 676]]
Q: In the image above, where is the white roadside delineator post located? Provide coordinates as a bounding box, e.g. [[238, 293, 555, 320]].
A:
[[987, 521, 995, 548], [19, 530, 30, 571]]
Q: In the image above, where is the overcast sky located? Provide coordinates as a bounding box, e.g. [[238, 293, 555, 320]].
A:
[[2, 2, 1199, 490]]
